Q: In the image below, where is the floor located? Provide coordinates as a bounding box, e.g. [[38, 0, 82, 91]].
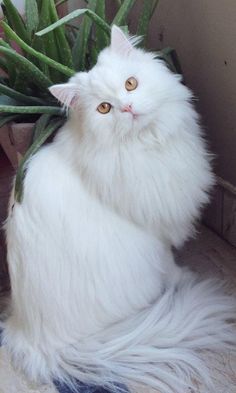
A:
[[0, 225, 235, 393]]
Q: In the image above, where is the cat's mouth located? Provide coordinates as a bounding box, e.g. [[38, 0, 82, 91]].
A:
[[122, 112, 139, 122], [120, 104, 138, 120], [121, 110, 139, 121]]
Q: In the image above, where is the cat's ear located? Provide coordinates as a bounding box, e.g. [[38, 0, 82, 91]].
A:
[[111, 25, 133, 55], [49, 83, 79, 108]]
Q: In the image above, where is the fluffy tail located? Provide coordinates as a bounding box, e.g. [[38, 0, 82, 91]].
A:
[[54, 271, 236, 393]]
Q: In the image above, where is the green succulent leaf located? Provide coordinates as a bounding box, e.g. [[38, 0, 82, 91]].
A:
[[32, 113, 52, 142], [13, 72, 30, 94], [158, 47, 182, 74], [0, 56, 8, 73], [0, 38, 16, 86], [30, 35, 51, 78], [95, 0, 109, 51], [25, 0, 39, 37], [0, 38, 10, 48], [151, 0, 160, 18], [0, 83, 44, 105], [49, 0, 73, 69], [0, 45, 52, 90], [0, 105, 63, 115], [90, 42, 99, 68], [137, 0, 159, 46], [2, 0, 31, 44], [37, 0, 62, 82], [96, 0, 105, 21], [72, 0, 97, 71], [0, 94, 20, 106], [1, 22, 75, 78], [36, 8, 111, 37], [112, 0, 135, 26], [55, 0, 68, 6], [65, 28, 76, 49], [15, 116, 66, 203]]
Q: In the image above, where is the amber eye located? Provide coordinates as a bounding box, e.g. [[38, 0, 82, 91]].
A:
[[125, 77, 138, 91], [97, 102, 111, 114]]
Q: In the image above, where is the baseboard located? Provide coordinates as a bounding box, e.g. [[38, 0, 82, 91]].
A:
[[204, 177, 236, 248]]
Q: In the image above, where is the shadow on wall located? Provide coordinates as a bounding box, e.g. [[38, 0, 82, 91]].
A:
[[124, 0, 236, 248]]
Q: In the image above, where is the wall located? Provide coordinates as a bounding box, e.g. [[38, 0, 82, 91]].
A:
[[127, 0, 236, 244], [145, 0, 236, 187]]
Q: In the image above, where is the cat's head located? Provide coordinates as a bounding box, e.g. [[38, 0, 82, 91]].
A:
[[50, 26, 191, 143]]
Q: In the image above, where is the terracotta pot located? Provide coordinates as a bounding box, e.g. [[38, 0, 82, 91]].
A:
[[0, 121, 34, 289], [0, 122, 34, 169]]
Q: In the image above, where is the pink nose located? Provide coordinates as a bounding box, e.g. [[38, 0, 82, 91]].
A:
[[121, 104, 133, 113]]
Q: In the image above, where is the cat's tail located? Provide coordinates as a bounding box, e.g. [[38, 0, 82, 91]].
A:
[[56, 271, 236, 393]]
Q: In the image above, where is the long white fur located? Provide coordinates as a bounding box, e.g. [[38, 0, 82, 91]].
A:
[[2, 26, 235, 393]]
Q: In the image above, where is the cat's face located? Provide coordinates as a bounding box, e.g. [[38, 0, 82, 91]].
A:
[[50, 26, 189, 142]]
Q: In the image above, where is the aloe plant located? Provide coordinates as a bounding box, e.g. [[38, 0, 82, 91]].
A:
[[0, 0, 178, 202]]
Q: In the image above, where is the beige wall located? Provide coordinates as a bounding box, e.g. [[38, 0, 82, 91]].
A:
[[143, 0, 236, 186]]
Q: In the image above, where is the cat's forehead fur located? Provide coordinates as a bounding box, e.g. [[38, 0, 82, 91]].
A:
[[74, 33, 158, 97], [91, 49, 154, 88], [50, 25, 182, 106], [75, 47, 173, 108]]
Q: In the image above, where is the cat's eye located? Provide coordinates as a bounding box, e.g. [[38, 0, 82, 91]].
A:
[[97, 102, 111, 114], [125, 77, 138, 91]]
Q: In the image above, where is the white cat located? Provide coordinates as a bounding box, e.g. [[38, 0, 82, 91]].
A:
[[2, 26, 235, 393]]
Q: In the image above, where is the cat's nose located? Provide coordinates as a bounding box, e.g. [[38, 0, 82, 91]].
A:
[[121, 104, 133, 113]]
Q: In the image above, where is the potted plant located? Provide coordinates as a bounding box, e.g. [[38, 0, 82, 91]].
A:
[[0, 0, 179, 202]]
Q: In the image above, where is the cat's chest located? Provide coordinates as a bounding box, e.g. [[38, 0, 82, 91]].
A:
[[85, 144, 175, 194]]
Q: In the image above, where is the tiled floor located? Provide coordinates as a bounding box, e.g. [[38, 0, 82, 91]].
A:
[[176, 226, 236, 393], [0, 225, 236, 393]]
